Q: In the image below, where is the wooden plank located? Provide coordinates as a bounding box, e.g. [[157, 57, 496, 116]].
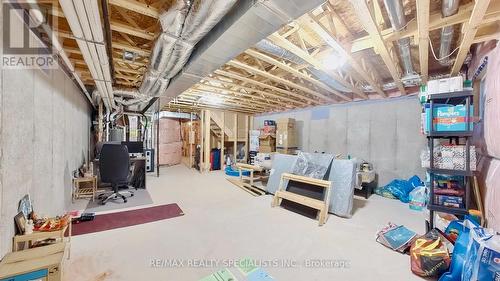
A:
[[303, 14, 386, 97], [113, 41, 151, 57], [269, 33, 367, 99], [274, 190, 325, 210], [195, 83, 286, 110], [183, 91, 271, 111], [177, 94, 264, 113], [350, 0, 405, 95], [416, 0, 430, 83], [221, 111, 225, 168], [109, 0, 160, 18], [233, 113, 237, 163], [227, 178, 263, 196], [167, 102, 259, 114], [204, 110, 211, 172], [110, 20, 155, 40], [271, 172, 332, 226], [245, 49, 351, 101], [351, 2, 500, 52], [214, 70, 319, 105], [187, 84, 283, 110], [244, 115, 249, 163], [207, 75, 306, 107], [227, 60, 337, 103], [451, 0, 492, 75], [281, 173, 331, 188]]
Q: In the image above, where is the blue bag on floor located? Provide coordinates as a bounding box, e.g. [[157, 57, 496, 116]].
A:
[[375, 175, 423, 203], [461, 227, 500, 281], [439, 218, 479, 281]]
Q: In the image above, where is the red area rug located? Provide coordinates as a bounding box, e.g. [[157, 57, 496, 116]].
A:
[[71, 203, 184, 236]]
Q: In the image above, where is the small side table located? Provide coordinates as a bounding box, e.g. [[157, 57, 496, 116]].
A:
[[72, 176, 97, 202], [357, 170, 376, 199]]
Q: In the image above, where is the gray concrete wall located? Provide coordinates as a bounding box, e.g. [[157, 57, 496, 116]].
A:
[[0, 4, 91, 256], [254, 96, 426, 185]]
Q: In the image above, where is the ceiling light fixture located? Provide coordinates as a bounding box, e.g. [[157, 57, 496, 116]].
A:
[[322, 51, 346, 70]]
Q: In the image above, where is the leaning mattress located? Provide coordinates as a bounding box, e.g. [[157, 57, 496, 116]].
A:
[[266, 154, 356, 218]]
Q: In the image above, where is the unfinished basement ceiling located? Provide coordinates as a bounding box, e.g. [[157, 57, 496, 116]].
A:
[[166, 0, 500, 114], [37, 0, 500, 114]]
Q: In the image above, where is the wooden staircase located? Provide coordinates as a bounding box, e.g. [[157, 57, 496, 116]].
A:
[[209, 111, 234, 140]]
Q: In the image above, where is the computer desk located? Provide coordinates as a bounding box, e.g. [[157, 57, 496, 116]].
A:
[[92, 156, 147, 189]]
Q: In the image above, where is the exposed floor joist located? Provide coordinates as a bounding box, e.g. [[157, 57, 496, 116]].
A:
[[451, 0, 492, 75], [350, 0, 406, 95]]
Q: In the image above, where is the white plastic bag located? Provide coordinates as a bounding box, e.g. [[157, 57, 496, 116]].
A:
[[409, 186, 427, 211]]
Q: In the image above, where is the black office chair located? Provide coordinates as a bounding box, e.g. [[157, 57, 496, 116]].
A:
[[98, 144, 134, 205]]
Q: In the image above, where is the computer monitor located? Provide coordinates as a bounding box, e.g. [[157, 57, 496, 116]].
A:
[[121, 141, 144, 154]]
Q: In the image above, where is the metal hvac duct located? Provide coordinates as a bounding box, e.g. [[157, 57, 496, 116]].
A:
[[160, 0, 326, 110], [255, 40, 350, 92], [439, 0, 460, 66], [118, 0, 236, 108], [383, 0, 415, 76], [140, 0, 238, 98]]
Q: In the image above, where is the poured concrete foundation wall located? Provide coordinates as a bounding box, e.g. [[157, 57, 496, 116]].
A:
[[0, 4, 92, 256], [254, 96, 426, 185]]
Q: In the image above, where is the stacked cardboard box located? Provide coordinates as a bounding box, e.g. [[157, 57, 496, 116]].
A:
[[276, 118, 297, 154], [259, 135, 276, 153], [159, 118, 182, 166]]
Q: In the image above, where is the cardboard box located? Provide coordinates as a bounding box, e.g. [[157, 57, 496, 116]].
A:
[[276, 147, 296, 155], [259, 135, 276, 147], [276, 118, 297, 148], [159, 142, 182, 165], [259, 145, 275, 153]]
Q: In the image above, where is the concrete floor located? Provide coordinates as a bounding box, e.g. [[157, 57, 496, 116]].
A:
[[65, 165, 427, 281]]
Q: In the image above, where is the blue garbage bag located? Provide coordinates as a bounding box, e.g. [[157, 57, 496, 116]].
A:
[[439, 218, 479, 281], [375, 175, 423, 203]]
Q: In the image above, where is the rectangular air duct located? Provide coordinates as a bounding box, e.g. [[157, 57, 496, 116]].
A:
[[141, 0, 326, 112]]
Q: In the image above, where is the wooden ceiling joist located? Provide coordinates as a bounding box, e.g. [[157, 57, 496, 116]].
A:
[[167, 101, 260, 114], [110, 20, 155, 41], [351, 1, 500, 53], [416, 0, 430, 83], [194, 83, 286, 110], [203, 76, 307, 107], [303, 13, 386, 97], [182, 92, 272, 112], [227, 60, 337, 104], [268, 33, 368, 99], [180, 92, 269, 112], [451, 0, 492, 75], [113, 41, 151, 57], [350, 0, 406, 95], [108, 0, 160, 18], [214, 69, 320, 105], [244, 48, 352, 101]]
